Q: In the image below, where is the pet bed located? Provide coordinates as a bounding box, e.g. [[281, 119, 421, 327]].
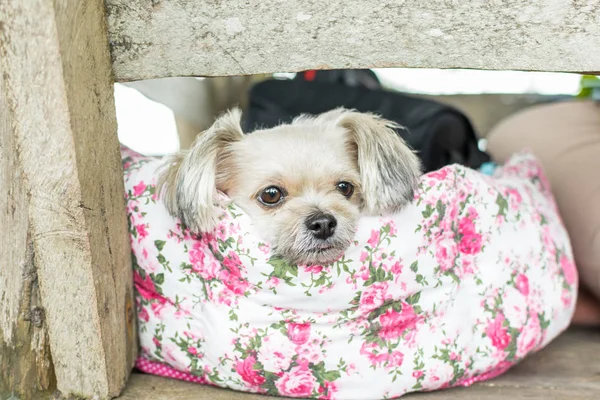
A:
[[122, 145, 576, 399], [487, 100, 600, 301]]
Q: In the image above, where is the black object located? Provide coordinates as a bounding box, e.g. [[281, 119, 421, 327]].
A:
[[295, 69, 383, 90], [242, 73, 490, 173]]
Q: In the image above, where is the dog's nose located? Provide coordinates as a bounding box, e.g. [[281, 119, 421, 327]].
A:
[[305, 213, 337, 240]]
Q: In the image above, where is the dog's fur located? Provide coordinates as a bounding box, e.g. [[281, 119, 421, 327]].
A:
[[157, 108, 421, 265]]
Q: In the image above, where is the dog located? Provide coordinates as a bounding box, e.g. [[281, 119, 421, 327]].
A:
[[157, 108, 421, 265]]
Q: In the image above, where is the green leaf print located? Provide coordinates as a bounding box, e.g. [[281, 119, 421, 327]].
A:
[[267, 257, 298, 285], [539, 312, 551, 330], [154, 273, 165, 285], [322, 369, 341, 382], [406, 292, 421, 305], [505, 327, 520, 360], [496, 193, 508, 217], [422, 204, 434, 219], [436, 199, 446, 219], [154, 240, 166, 251], [410, 261, 419, 272]]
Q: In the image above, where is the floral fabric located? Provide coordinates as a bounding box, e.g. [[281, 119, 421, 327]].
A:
[[122, 145, 576, 399]]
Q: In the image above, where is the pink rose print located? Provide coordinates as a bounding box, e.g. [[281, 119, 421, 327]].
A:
[[189, 242, 221, 280], [359, 251, 368, 262], [151, 301, 167, 317], [378, 304, 419, 341], [199, 232, 218, 248], [390, 261, 403, 275], [413, 370, 424, 379], [485, 313, 511, 351], [287, 322, 311, 345], [387, 221, 397, 236], [258, 335, 295, 371], [134, 271, 166, 304], [138, 306, 150, 322], [561, 288, 573, 308], [426, 167, 449, 181], [360, 343, 404, 369], [136, 223, 149, 240], [219, 251, 249, 296], [458, 217, 482, 255], [367, 229, 380, 248], [133, 181, 146, 196], [223, 250, 243, 271], [258, 243, 270, 254], [435, 231, 458, 272], [236, 355, 266, 387], [214, 224, 229, 242], [295, 338, 323, 364], [515, 274, 529, 296], [517, 312, 540, 357], [275, 363, 317, 397], [446, 201, 459, 224], [318, 380, 338, 400], [541, 225, 557, 256], [360, 342, 388, 365], [387, 351, 404, 368], [359, 282, 389, 313], [560, 254, 577, 286], [304, 265, 324, 274], [504, 187, 523, 211], [164, 343, 181, 367]]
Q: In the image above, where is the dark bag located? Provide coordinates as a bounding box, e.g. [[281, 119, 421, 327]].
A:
[[242, 75, 489, 172]]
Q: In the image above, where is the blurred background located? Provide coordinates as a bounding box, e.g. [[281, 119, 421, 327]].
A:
[[115, 68, 586, 161]]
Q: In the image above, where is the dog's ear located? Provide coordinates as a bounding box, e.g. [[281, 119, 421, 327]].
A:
[[313, 107, 349, 123], [335, 109, 422, 215], [157, 108, 244, 232]]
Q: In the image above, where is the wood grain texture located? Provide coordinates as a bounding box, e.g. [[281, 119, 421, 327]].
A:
[[0, 0, 135, 398], [119, 328, 600, 399], [106, 0, 600, 81], [0, 48, 57, 400]]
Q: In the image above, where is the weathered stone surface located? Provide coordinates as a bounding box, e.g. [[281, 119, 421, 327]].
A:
[[106, 0, 600, 81], [118, 327, 600, 399]]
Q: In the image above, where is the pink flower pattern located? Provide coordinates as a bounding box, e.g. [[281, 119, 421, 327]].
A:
[[122, 145, 576, 399], [276, 363, 318, 397], [485, 313, 512, 351], [236, 356, 266, 387], [288, 323, 311, 345]]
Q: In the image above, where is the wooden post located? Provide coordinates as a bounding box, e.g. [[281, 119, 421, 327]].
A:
[[0, 0, 136, 398], [0, 51, 57, 400]]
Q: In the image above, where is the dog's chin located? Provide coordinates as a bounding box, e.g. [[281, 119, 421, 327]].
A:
[[278, 244, 349, 266]]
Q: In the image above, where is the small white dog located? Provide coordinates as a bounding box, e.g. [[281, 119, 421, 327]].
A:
[[158, 108, 421, 265]]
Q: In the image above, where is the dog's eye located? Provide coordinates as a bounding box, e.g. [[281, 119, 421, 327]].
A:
[[336, 181, 354, 198], [258, 186, 284, 205]]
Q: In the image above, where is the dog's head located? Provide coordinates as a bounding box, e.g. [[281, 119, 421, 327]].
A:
[[158, 108, 421, 265]]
